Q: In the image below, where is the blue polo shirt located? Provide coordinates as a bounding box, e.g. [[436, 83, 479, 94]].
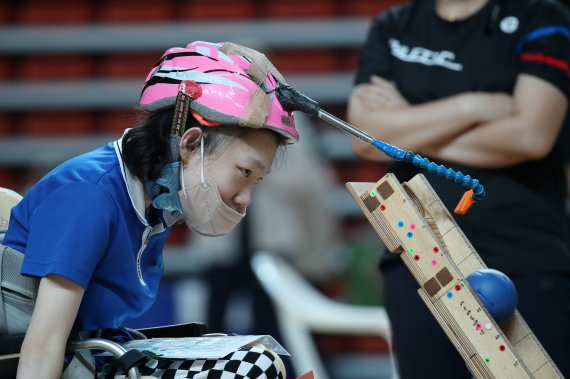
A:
[[4, 138, 171, 331]]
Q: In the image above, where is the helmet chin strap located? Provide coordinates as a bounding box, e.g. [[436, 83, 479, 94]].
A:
[[144, 81, 201, 217]]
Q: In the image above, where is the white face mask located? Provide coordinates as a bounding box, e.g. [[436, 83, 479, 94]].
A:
[[178, 137, 245, 236]]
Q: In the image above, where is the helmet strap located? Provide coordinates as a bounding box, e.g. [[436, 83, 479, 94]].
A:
[[166, 79, 204, 166], [171, 81, 193, 137], [220, 42, 286, 85], [220, 42, 287, 129], [145, 81, 199, 215], [239, 86, 272, 128]]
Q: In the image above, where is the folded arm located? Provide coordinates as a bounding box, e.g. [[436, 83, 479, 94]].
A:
[[347, 75, 514, 161], [348, 74, 567, 168], [425, 74, 568, 168]]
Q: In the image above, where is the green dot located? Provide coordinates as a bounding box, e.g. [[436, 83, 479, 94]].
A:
[[408, 248, 415, 254], [485, 358, 490, 364], [370, 190, 376, 197]]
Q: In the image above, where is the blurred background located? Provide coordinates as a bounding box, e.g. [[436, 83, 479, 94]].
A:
[[0, 1, 408, 378]]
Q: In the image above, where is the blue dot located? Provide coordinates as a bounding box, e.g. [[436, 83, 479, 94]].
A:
[[407, 231, 413, 238], [397, 221, 405, 228], [447, 292, 453, 299]]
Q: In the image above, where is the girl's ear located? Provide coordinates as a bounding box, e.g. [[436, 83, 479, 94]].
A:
[[179, 127, 203, 164]]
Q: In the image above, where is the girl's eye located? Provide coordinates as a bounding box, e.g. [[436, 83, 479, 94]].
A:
[[241, 168, 252, 177]]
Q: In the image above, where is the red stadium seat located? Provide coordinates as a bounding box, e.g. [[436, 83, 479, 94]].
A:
[[0, 169, 19, 193], [341, 0, 404, 16], [16, 55, 92, 80], [19, 111, 94, 136], [0, 2, 14, 24], [0, 168, 39, 196], [0, 114, 14, 136], [177, 0, 255, 20], [262, 1, 338, 18], [339, 48, 362, 72], [15, 0, 93, 24], [96, 0, 173, 22], [98, 53, 160, 78], [269, 49, 339, 73], [96, 109, 138, 135], [0, 58, 12, 81]]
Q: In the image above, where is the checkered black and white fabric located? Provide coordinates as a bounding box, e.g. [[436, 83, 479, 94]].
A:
[[100, 345, 285, 379]]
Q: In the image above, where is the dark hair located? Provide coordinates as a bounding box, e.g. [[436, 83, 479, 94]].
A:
[[122, 107, 287, 182]]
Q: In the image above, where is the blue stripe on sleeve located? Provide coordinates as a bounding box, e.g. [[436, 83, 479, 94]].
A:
[[515, 25, 570, 54]]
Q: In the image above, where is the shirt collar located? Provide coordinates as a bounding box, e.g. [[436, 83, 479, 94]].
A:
[[113, 130, 149, 226]]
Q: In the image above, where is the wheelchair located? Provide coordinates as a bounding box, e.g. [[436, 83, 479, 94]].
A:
[[0, 188, 208, 379]]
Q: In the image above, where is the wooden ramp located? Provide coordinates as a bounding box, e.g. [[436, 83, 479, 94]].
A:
[[346, 174, 562, 379]]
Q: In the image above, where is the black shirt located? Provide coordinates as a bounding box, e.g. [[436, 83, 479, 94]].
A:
[[354, 0, 570, 273]]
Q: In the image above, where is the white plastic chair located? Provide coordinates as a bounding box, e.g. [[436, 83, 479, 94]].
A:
[[251, 251, 398, 379]]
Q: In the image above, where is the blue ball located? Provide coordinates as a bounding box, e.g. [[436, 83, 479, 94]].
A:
[[466, 268, 518, 322]]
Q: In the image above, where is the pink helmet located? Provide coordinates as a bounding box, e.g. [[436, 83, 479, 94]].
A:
[[140, 41, 298, 143]]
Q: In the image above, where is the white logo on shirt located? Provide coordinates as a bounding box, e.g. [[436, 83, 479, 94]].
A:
[[389, 38, 463, 71], [500, 16, 519, 34]]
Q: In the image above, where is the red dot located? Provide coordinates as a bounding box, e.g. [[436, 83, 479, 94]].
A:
[[433, 247, 440, 253], [455, 284, 462, 291], [182, 80, 203, 98], [499, 345, 506, 351], [379, 204, 386, 211], [413, 255, 420, 261]]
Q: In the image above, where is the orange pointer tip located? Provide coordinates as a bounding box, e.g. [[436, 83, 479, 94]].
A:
[[454, 189, 475, 215]]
